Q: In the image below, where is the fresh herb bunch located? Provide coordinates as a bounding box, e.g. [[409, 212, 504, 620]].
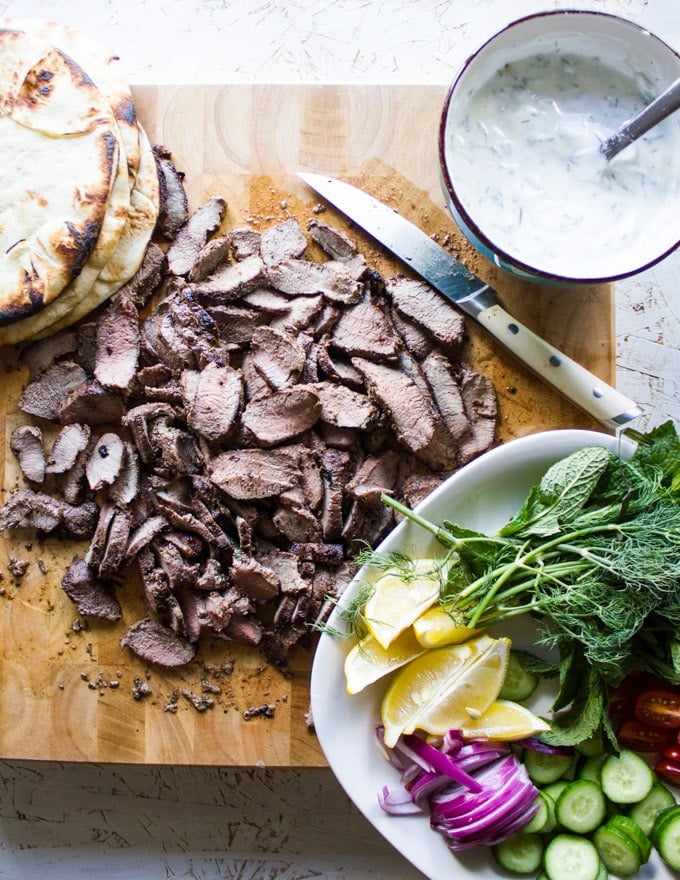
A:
[[381, 421, 680, 749]]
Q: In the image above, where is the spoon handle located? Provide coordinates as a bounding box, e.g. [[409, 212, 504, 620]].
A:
[[601, 76, 680, 161]]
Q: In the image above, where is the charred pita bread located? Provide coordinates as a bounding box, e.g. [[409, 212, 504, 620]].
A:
[[0, 28, 120, 327]]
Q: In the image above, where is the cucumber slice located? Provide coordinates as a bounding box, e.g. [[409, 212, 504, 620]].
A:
[[493, 831, 544, 874], [555, 779, 606, 834], [577, 753, 606, 784], [523, 792, 551, 833], [542, 779, 571, 804], [608, 814, 651, 862], [544, 834, 602, 880], [499, 651, 539, 701], [600, 749, 654, 804], [652, 805, 680, 870], [629, 781, 677, 835], [593, 823, 642, 876], [524, 749, 574, 785]]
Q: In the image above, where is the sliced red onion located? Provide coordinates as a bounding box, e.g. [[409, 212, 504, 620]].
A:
[[378, 784, 424, 815], [516, 735, 574, 756], [401, 734, 483, 792], [407, 769, 457, 807], [441, 729, 464, 754]]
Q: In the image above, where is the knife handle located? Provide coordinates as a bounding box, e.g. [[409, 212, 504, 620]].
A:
[[477, 304, 643, 430]]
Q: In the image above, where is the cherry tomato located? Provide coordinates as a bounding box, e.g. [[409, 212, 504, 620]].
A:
[[617, 718, 674, 752], [662, 744, 680, 762], [634, 689, 680, 730], [655, 757, 680, 788]]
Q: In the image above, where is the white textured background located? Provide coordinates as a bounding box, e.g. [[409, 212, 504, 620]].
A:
[[0, 1, 678, 878]]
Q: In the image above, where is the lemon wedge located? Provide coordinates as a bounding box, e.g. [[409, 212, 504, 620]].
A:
[[413, 605, 482, 648], [344, 628, 426, 695], [363, 559, 443, 649], [380, 634, 510, 747], [460, 699, 551, 741]]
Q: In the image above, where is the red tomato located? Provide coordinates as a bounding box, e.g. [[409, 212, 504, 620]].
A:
[[655, 758, 680, 788], [634, 689, 680, 730], [662, 744, 680, 762], [617, 718, 674, 752]]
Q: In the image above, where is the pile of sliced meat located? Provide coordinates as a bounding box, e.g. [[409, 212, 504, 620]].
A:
[[0, 156, 497, 672]]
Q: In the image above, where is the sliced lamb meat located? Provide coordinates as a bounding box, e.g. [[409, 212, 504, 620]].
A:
[[154, 539, 199, 591], [136, 547, 173, 614], [20, 330, 78, 379], [122, 402, 176, 465], [154, 148, 189, 240], [205, 304, 269, 346], [302, 381, 377, 430], [346, 451, 401, 508], [260, 219, 308, 265], [116, 242, 166, 307], [351, 357, 437, 456], [93, 294, 140, 392], [268, 294, 324, 336], [222, 614, 263, 646], [194, 558, 228, 592], [307, 220, 359, 261], [257, 551, 310, 597], [229, 226, 261, 260], [399, 473, 445, 512], [109, 441, 141, 507], [19, 362, 88, 421], [142, 297, 198, 371], [289, 542, 345, 566], [316, 336, 364, 388], [242, 288, 291, 314], [188, 234, 232, 282], [192, 254, 267, 301], [85, 432, 125, 491], [59, 381, 125, 426], [342, 497, 395, 548], [120, 617, 196, 666], [250, 325, 306, 390], [265, 259, 363, 304], [386, 276, 466, 354], [230, 554, 280, 602], [209, 448, 301, 500], [181, 362, 243, 443], [272, 498, 322, 543], [85, 501, 116, 570], [166, 196, 226, 276], [45, 424, 91, 475], [241, 386, 321, 447], [61, 556, 122, 621], [390, 310, 433, 361], [313, 303, 341, 337], [331, 302, 401, 360], [458, 368, 498, 465], [421, 351, 471, 441], [98, 509, 132, 578], [319, 447, 357, 542], [10, 425, 45, 483], [151, 423, 202, 477], [57, 438, 94, 505], [0, 489, 98, 539], [76, 322, 98, 374], [240, 351, 272, 402], [262, 621, 308, 672], [124, 516, 168, 565]]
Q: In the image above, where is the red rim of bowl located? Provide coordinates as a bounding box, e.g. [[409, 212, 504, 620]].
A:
[[438, 9, 680, 285]]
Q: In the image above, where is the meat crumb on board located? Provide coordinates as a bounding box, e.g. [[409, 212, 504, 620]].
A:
[[0, 149, 498, 684]]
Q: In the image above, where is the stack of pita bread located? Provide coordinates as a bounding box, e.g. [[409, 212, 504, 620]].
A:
[[0, 19, 159, 345]]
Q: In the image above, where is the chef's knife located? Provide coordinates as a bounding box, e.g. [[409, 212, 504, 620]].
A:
[[298, 172, 643, 431]]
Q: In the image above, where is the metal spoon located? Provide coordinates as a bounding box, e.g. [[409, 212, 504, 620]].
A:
[[600, 75, 680, 161]]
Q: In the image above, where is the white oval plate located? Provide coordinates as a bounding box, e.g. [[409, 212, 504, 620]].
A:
[[309, 428, 673, 880]]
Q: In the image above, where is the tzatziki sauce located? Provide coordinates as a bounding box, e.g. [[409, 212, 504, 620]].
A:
[[445, 52, 680, 279]]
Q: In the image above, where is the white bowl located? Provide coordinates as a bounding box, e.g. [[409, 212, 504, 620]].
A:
[[439, 11, 680, 286], [310, 429, 647, 880]]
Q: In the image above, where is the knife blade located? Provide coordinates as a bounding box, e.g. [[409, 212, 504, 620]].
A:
[[298, 172, 643, 431]]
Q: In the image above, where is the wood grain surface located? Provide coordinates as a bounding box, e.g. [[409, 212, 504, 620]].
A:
[[0, 85, 614, 767]]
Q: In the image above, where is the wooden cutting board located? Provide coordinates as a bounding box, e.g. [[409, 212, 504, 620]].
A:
[[0, 85, 614, 767]]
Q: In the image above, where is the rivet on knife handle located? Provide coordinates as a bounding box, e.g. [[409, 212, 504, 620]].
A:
[[478, 303, 643, 429]]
